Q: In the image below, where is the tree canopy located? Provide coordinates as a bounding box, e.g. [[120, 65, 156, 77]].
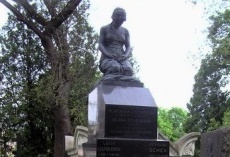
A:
[[158, 107, 187, 142], [185, 8, 230, 133]]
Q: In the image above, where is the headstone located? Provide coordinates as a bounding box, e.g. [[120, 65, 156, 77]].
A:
[[201, 127, 230, 157]]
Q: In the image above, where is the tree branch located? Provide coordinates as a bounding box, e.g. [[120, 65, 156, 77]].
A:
[[17, 0, 47, 26], [43, 0, 58, 17], [0, 0, 45, 40], [44, 0, 82, 35]]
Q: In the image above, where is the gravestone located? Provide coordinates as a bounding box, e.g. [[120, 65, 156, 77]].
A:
[[201, 127, 230, 157], [85, 79, 169, 157]]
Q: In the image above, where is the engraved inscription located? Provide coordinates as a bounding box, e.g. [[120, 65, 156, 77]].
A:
[[97, 139, 169, 157], [105, 105, 157, 138], [149, 148, 168, 153], [148, 142, 169, 155], [145, 155, 169, 157], [97, 140, 121, 157]]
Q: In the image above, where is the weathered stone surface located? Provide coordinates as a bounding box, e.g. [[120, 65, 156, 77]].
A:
[[97, 138, 169, 157], [201, 127, 230, 157], [65, 126, 88, 157]]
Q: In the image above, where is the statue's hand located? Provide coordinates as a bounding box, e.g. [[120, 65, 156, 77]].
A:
[[107, 54, 115, 59], [111, 54, 117, 59], [120, 55, 127, 61]]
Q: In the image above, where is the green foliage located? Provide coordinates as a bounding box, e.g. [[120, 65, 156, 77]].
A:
[[223, 106, 230, 126], [185, 54, 229, 133], [0, 12, 54, 156], [67, 0, 99, 128], [207, 118, 221, 131], [208, 9, 230, 69], [158, 107, 187, 142], [184, 3, 230, 157], [158, 108, 173, 139], [186, 55, 229, 133], [206, 100, 230, 129]]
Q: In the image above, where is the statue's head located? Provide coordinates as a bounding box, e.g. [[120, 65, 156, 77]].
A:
[[111, 7, 126, 26]]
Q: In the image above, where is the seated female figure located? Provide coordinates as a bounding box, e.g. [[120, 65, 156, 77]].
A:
[[99, 7, 133, 76]]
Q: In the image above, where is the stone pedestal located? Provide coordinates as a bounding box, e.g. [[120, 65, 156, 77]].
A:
[[85, 81, 169, 157]]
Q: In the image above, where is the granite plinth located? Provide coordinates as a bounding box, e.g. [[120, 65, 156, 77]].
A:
[[88, 85, 157, 142], [97, 138, 169, 157]]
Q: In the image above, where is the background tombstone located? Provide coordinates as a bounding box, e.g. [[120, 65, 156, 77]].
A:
[[201, 127, 230, 157]]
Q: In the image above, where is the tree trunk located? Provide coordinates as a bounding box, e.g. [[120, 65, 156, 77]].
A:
[[52, 74, 72, 157], [42, 35, 72, 156], [53, 102, 71, 157]]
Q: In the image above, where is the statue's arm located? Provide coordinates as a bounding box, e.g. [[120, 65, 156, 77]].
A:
[[124, 29, 131, 58], [98, 27, 113, 59]]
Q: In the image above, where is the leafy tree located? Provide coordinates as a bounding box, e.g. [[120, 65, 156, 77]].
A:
[[185, 54, 229, 133], [0, 1, 81, 156], [0, 16, 53, 156], [158, 107, 187, 141], [67, 1, 99, 127], [208, 9, 230, 75], [167, 107, 187, 139], [185, 8, 230, 134], [0, 0, 99, 156], [158, 108, 173, 140], [184, 6, 230, 157], [207, 9, 230, 130]]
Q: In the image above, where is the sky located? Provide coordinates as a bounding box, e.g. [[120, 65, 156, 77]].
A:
[[0, 0, 209, 110], [0, 4, 8, 27]]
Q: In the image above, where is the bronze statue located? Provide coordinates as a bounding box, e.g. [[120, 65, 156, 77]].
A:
[[99, 7, 133, 76]]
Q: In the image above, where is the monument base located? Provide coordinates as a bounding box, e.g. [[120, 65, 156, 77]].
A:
[[97, 138, 169, 157]]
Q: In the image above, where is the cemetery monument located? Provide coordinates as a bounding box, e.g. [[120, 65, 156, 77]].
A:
[[84, 7, 170, 157]]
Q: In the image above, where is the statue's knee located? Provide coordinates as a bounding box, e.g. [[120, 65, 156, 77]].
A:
[[110, 64, 121, 73], [104, 64, 121, 75], [123, 67, 133, 76]]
